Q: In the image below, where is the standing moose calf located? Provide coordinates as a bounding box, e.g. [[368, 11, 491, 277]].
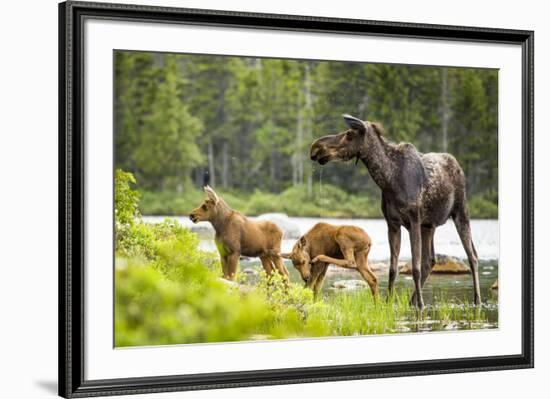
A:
[[190, 186, 289, 281], [310, 114, 481, 309], [282, 223, 378, 298]]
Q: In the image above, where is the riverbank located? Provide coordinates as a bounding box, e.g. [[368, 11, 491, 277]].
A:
[[138, 185, 498, 219], [143, 216, 500, 261], [115, 170, 498, 347]]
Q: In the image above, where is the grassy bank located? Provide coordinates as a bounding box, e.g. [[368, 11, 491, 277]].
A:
[[139, 185, 498, 219], [115, 169, 493, 347]]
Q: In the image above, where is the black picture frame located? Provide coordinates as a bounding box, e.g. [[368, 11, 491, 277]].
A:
[[59, 1, 534, 397]]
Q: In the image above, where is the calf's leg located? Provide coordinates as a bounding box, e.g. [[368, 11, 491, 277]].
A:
[[356, 250, 379, 297], [226, 253, 240, 281], [311, 263, 329, 299], [259, 256, 275, 275], [271, 255, 289, 280], [220, 255, 229, 279]]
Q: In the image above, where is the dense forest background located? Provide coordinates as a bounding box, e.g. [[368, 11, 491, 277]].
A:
[[114, 51, 498, 218]]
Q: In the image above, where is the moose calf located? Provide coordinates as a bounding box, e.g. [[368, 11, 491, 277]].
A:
[[190, 186, 289, 281], [282, 223, 378, 297]]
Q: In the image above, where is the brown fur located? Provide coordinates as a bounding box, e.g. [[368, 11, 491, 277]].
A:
[[310, 114, 481, 309], [282, 223, 378, 298], [190, 186, 289, 281]]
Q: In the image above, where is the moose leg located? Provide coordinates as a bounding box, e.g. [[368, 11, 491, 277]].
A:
[[306, 262, 326, 293], [411, 226, 435, 305], [220, 255, 229, 279], [387, 224, 401, 296], [312, 263, 329, 299], [312, 254, 355, 268], [226, 253, 240, 281], [259, 256, 275, 275], [409, 221, 424, 310], [271, 255, 289, 280], [453, 210, 481, 305], [356, 250, 379, 297]]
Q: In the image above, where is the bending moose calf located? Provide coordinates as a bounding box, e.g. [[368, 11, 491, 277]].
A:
[[282, 223, 378, 298], [190, 186, 289, 281]]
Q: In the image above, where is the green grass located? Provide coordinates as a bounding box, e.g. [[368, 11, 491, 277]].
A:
[[116, 256, 494, 347], [138, 185, 497, 219], [140, 184, 381, 218], [115, 169, 495, 347]]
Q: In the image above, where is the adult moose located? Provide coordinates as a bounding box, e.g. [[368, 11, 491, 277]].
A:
[[309, 114, 481, 309]]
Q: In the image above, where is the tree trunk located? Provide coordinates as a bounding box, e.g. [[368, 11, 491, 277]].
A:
[[222, 140, 229, 188], [303, 62, 313, 192], [440, 68, 450, 152], [208, 140, 216, 187]]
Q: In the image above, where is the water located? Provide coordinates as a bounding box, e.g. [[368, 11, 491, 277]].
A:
[[142, 215, 499, 331], [143, 216, 499, 261], [318, 167, 324, 216]]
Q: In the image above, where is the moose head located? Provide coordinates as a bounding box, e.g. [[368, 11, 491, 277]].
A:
[[281, 236, 313, 283], [189, 186, 220, 223], [310, 114, 383, 166]]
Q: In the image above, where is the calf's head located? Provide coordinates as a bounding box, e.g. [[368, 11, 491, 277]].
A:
[[310, 114, 375, 165], [281, 236, 312, 283], [189, 186, 220, 223]]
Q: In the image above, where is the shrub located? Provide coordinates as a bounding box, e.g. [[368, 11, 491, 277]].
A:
[[115, 257, 273, 346], [115, 169, 140, 225], [468, 191, 498, 219]]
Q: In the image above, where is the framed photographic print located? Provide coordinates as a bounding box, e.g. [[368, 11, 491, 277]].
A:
[[59, 1, 534, 397]]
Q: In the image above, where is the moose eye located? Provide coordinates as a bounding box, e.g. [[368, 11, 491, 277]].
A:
[[201, 204, 207, 210], [345, 131, 354, 140]]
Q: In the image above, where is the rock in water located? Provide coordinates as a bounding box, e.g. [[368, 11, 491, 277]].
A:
[[368, 262, 387, 272], [218, 277, 252, 294], [256, 213, 301, 239], [241, 267, 259, 276], [331, 279, 368, 290], [400, 254, 470, 274], [491, 280, 498, 289]]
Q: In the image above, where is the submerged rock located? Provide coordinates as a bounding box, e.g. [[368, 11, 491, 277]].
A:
[[218, 277, 239, 287], [400, 254, 470, 274], [369, 262, 387, 272], [256, 213, 301, 239], [331, 279, 368, 290], [369, 262, 407, 273], [241, 267, 259, 276], [218, 277, 252, 294]]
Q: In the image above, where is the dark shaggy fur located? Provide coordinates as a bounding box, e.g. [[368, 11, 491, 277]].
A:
[[309, 114, 481, 309]]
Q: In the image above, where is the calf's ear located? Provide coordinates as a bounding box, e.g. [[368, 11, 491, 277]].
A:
[[203, 185, 219, 204], [299, 236, 307, 247], [343, 114, 366, 132]]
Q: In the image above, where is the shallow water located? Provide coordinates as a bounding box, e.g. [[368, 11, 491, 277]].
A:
[[143, 215, 499, 332], [143, 216, 499, 261], [240, 257, 498, 331]]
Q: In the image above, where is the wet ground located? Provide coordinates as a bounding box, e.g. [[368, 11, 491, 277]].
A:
[[241, 258, 499, 332]]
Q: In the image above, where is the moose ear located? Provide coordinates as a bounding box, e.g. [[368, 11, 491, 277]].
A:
[[203, 185, 219, 204], [299, 236, 307, 247], [343, 114, 366, 132]]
